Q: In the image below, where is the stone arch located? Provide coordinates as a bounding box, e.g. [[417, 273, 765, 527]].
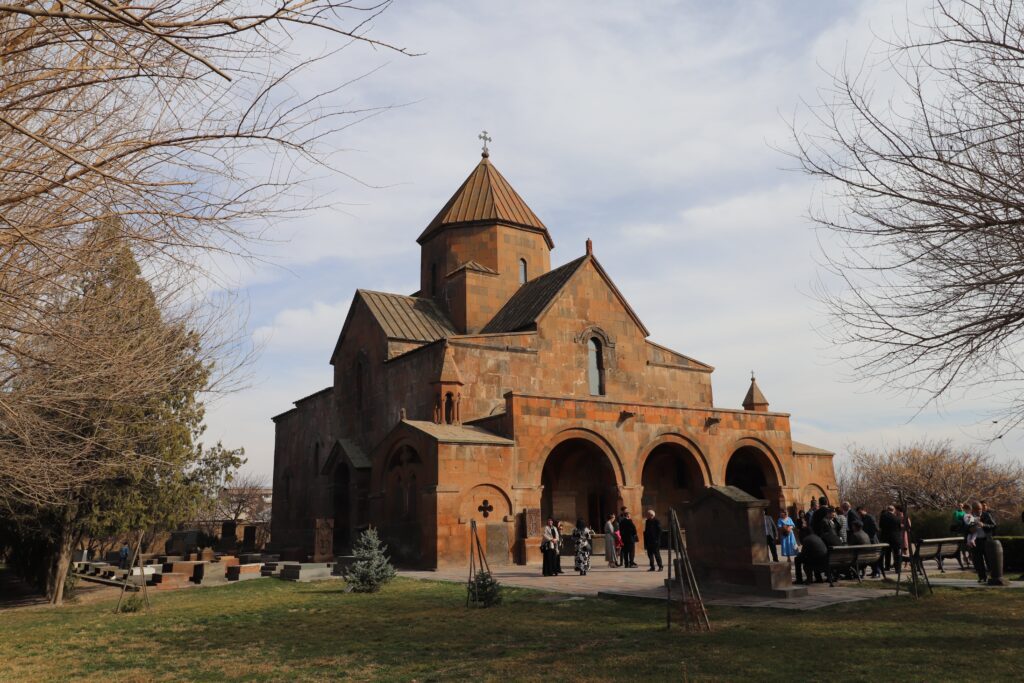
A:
[[573, 325, 616, 348], [639, 434, 710, 520], [460, 484, 513, 522], [725, 440, 784, 516], [380, 442, 424, 564], [540, 431, 623, 530], [801, 483, 828, 508], [638, 433, 712, 486], [727, 437, 786, 486], [332, 461, 352, 554], [461, 484, 514, 566], [538, 428, 626, 486]]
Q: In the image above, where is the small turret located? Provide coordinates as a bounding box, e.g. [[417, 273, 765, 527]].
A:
[[742, 372, 769, 412]]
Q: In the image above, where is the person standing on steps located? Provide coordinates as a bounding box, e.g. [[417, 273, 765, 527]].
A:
[[618, 512, 639, 568], [643, 510, 664, 572]]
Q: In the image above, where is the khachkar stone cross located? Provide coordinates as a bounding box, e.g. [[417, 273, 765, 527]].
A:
[[478, 499, 494, 518], [479, 130, 492, 157]]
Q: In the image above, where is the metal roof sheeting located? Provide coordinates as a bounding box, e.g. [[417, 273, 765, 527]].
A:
[[481, 256, 587, 333], [359, 290, 457, 342], [418, 156, 551, 246]]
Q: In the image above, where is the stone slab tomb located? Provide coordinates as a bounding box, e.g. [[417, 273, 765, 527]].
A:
[[681, 485, 806, 599]]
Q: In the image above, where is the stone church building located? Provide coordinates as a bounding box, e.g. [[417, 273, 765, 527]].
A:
[[270, 148, 838, 566]]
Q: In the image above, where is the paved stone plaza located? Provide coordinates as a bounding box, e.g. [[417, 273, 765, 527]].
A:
[[402, 564, 891, 611]]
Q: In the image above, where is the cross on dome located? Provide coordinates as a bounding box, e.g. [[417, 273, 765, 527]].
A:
[[478, 130, 492, 157]]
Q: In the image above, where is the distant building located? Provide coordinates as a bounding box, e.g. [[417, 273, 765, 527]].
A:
[[270, 149, 838, 566]]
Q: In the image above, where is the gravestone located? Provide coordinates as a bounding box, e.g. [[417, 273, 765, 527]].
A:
[[166, 530, 199, 556], [485, 523, 510, 566], [524, 508, 542, 538], [242, 525, 258, 552], [219, 521, 238, 551], [311, 518, 334, 562]]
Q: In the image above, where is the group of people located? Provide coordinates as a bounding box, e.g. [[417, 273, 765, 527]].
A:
[[541, 508, 666, 577], [770, 496, 1000, 585]]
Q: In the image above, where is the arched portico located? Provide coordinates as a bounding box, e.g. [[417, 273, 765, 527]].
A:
[[639, 437, 708, 521], [725, 443, 783, 515], [540, 437, 622, 530]]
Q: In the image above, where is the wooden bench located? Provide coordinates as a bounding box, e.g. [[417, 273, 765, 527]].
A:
[[825, 544, 888, 587], [898, 537, 965, 595]]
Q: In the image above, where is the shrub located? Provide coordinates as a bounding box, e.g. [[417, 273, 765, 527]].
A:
[[468, 571, 502, 608], [344, 528, 396, 593], [116, 594, 144, 613]]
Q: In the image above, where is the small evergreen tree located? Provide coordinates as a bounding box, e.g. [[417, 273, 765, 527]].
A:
[[468, 571, 502, 608], [345, 528, 396, 593]]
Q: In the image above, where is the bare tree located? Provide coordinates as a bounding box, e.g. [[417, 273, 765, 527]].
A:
[[793, 0, 1024, 430], [0, 0, 408, 602], [840, 439, 1024, 513], [215, 472, 271, 525]]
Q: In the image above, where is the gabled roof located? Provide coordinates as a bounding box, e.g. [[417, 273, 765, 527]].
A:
[[446, 260, 498, 277], [331, 290, 456, 364], [401, 420, 515, 445], [417, 155, 553, 248], [481, 254, 650, 336], [321, 438, 372, 473]]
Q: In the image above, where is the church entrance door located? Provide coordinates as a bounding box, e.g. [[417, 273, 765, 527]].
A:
[[541, 438, 619, 531], [640, 443, 705, 521]]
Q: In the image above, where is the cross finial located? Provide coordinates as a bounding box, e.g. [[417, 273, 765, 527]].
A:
[[478, 130, 492, 157], [751, 370, 756, 381]]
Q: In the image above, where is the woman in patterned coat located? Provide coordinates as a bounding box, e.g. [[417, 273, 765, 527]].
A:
[[571, 518, 594, 576]]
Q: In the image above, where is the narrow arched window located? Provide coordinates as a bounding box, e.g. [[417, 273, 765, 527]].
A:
[[444, 392, 455, 424], [587, 337, 605, 396], [430, 263, 438, 295], [312, 442, 321, 475], [519, 258, 528, 284]]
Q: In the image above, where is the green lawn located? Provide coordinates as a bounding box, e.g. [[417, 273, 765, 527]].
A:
[[1, 577, 1021, 681]]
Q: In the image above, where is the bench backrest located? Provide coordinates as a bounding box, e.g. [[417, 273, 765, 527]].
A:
[[826, 543, 888, 567], [914, 537, 964, 561]]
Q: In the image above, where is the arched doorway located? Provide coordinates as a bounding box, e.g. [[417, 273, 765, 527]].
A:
[[725, 446, 780, 514], [541, 438, 619, 530], [332, 464, 352, 554], [382, 444, 423, 564], [640, 443, 705, 521]]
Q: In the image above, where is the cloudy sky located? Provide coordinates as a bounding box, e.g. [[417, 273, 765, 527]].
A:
[[202, 0, 1022, 478]]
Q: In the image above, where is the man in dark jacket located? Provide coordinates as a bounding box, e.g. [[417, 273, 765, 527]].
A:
[[848, 520, 871, 546], [858, 506, 882, 577], [879, 505, 900, 570], [794, 533, 827, 584], [643, 510, 663, 572], [819, 510, 844, 549], [618, 512, 639, 568], [811, 496, 832, 536]]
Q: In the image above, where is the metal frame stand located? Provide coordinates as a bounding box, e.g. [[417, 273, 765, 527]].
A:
[[113, 531, 151, 613], [466, 520, 492, 607], [666, 508, 710, 632]]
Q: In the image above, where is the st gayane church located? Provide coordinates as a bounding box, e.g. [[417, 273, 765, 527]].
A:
[[270, 145, 839, 567]]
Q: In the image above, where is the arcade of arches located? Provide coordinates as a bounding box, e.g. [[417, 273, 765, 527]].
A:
[[539, 439, 789, 530]]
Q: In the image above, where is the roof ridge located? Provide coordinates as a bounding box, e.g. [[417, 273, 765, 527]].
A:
[[480, 255, 588, 333]]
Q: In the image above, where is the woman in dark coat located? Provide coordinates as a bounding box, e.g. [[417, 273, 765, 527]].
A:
[[541, 518, 559, 576]]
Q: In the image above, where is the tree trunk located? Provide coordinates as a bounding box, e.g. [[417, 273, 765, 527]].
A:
[[46, 514, 77, 606]]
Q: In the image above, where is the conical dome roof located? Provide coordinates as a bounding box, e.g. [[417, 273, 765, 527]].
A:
[[417, 154, 552, 247], [742, 374, 769, 411]]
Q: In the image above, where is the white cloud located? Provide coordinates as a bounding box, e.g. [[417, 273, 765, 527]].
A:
[[201, 0, 1024, 478]]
